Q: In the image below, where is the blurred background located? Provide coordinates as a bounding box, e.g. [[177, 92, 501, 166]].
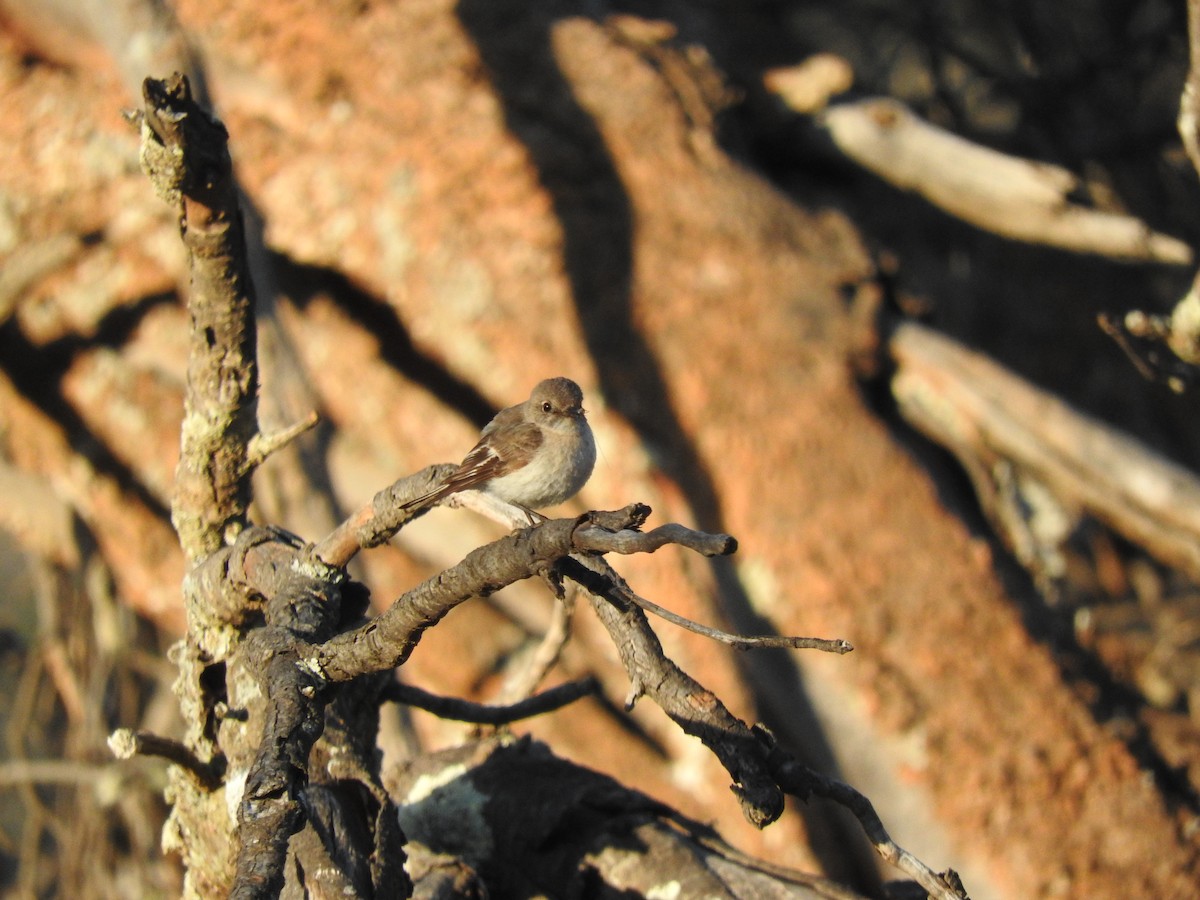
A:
[[1, 1, 1199, 897]]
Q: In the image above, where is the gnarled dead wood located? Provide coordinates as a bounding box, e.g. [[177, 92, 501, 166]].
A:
[[109, 69, 967, 900], [890, 320, 1200, 581], [809, 97, 1191, 265], [130, 73, 260, 562]]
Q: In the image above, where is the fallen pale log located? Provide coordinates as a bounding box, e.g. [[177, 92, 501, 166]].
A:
[[810, 96, 1191, 265], [889, 320, 1200, 581]]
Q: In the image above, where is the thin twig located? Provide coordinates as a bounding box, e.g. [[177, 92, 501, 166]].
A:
[[617, 580, 852, 653], [758, 725, 969, 900], [243, 411, 320, 474], [382, 677, 598, 724], [108, 727, 223, 789], [497, 585, 578, 703], [806, 771, 968, 900], [575, 551, 853, 653]]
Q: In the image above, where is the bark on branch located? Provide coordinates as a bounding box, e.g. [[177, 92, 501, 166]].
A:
[[562, 552, 786, 829], [114, 69, 964, 900], [132, 73, 260, 563], [757, 726, 969, 900]]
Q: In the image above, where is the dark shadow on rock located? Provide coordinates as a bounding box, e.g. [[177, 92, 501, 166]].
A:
[[270, 251, 497, 429], [0, 290, 178, 521], [455, 2, 881, 891]]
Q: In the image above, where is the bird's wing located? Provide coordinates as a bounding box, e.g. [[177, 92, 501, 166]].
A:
[[446, 419, 542, 491], [401, 417, 543, 509]]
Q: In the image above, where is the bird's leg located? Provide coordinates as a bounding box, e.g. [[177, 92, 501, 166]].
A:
[[518, 504, 548, 526]]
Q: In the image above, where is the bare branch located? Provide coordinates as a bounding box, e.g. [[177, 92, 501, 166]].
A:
[[313, 516, 596, 682], [383, 677, 598, 724], [562, 553, 786, 829], [243, 411, 320, 474], [574, 520, 736, 556], [135, 73, 260, 562], [891, 320, 1200, 580], [812, 97, 1191, 264], [108, 727, 222, 789], [312, 463, 459, 567], [758, 727, 970, 900]]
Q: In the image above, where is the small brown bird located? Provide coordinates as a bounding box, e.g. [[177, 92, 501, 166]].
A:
[[403, 377, 596, 513]]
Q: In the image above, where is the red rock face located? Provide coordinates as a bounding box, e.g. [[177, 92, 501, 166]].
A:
[[2, 1, 1198, 897]]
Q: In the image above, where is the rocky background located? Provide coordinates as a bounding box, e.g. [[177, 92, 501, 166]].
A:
[[1, 0, 1199, 897]]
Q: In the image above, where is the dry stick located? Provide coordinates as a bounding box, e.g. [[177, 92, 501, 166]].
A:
[[574, 520, 736, 556], [606, 569, 851, 654], [496, 584, 578, 703], [243, 410, 320, 474], [760, 727, 968, 900], [890, 320, 1200, 581], [561, 552, 787, 829], [131, 72, 260, 564], [312, 464, 459, 568], [813, 97, 1190, 264], [575, 521, 852, 652], [807, 775, 967, 900], [107, 728, 222, 789], [382, 677, 598, 724]]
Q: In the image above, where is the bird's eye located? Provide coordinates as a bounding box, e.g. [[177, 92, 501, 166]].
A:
[[541, 401, 553, 413]]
